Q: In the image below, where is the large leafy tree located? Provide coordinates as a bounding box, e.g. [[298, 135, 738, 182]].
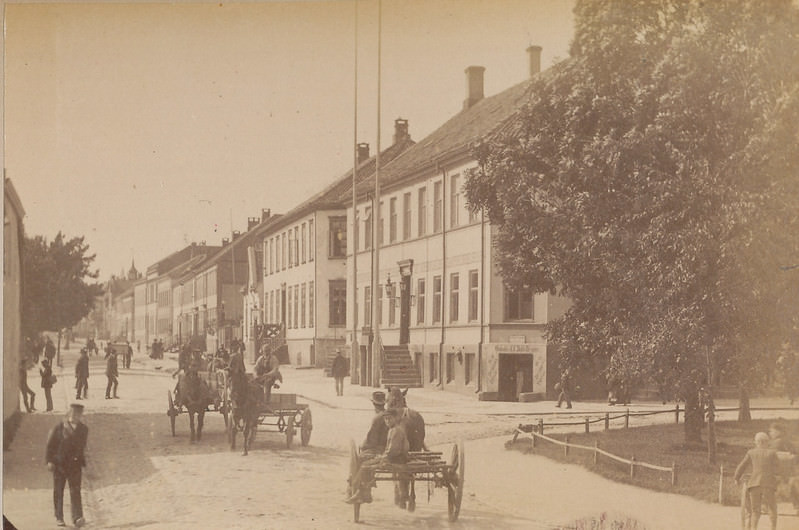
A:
[[466, 0, 799, 445], [22, 232, 103, 359]]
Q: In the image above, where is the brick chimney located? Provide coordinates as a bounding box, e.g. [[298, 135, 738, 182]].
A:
[[247, 217, 259, 231], [232, 230, 241, 240], [393, 118, 409, 143], [527, 45, 542, 77], [222, 237, 230, 246], [357, 143, 370, 164], [261, 208, 271, 222], [463, 66, 485, 110]]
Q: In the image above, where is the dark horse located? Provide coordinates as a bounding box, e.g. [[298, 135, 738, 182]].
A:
[[176, 368, 212, 443], [386, 387, 427, 511], [227, 371, 261, 456]]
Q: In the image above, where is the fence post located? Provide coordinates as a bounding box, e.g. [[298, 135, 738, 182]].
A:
[[512, 423, 521, 443], [718, 465, 724, 504], [675, 404, 680, 424], [630, 455, 636, 478], [605, 412, 610, 431], [585, 417, 590, 434], [538, 418, 544, 438], [564, 435, 569, 457], [593, 440, 598, 465], [532, 429, 537, 448], [625, 408, 630, 429], [671, 461, 677, 486]]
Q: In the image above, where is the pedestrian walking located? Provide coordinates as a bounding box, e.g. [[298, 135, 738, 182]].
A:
[[44, 336, 56, 363], [75, 349, 89, 400], [331, 349, 347, 396], [45, 402, 89, 527], [40, 358, 55, 412], [124, 341, 133, 369], [556, 368, 573, 409], [735, 431, 779, 530], [19, 358, 36, 412], [105, 350, 119, 399]]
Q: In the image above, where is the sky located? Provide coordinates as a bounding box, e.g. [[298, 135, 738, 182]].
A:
[[4, 0, 575, 281]]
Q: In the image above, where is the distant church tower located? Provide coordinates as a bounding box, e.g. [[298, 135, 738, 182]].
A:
[[127, 259, 139, 280]]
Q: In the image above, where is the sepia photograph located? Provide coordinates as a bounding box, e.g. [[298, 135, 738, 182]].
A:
[[3, 1, 799, 528]]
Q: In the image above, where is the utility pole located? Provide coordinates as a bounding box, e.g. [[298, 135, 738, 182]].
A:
[[351, 0, 360, 385], [371, 0, 383, 388]]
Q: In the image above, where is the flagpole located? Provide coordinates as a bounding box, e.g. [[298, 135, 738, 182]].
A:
[[371, 0, 382, 388], [351, 0, 360, 385]]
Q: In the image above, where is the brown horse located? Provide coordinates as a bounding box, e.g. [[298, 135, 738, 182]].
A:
[[176, 368, 212, 443], [228, 371, 261, 456]]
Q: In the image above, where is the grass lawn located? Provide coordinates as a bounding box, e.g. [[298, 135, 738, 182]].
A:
[[506, 418, 798, 506]]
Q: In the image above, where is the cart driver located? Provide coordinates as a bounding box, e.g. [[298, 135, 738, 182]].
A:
[[346, 408, 409, 504], [360, 391, 388, 459], [253, 347, 282, 404]]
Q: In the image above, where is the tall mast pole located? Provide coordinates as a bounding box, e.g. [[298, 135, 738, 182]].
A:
[[351, 0, 360, 384], [371, 0, 382, 387]]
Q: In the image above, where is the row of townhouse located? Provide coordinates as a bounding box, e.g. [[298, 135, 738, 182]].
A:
[[100, 45, 570, 400], [242, 45, 570, 401]]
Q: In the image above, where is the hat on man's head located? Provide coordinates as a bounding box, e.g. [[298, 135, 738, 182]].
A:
[[370, 391, 386, 407], [70, 402, 85, 412]]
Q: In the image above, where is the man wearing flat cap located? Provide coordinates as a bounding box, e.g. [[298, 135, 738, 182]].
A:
[[45, 402, 89, 527]]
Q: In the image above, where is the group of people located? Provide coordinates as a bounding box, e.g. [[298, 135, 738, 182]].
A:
[[735, 422, 799, 530], [19, 336, 58, 413], [149, 338, 165, 360]]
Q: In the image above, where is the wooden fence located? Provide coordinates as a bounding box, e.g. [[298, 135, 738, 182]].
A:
[[512, 426, 678, 485], [510, 406, 798, 502]]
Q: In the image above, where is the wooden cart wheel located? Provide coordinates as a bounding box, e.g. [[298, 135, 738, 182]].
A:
[[167, 390, 177, 437], [447, 441, 465, 522], [300, 408, 312, 446], [348, 440, 361, 523], [285, 415, 295, 449]]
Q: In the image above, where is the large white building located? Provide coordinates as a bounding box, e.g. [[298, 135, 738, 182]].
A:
[[258, 121, 414, 368], [345, 46, 569, 400]]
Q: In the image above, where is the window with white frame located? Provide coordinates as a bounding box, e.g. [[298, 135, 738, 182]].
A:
[[403, 192, 411, 240], [364, 207, 372, 250], [301, 222, 307, 263], [468, 269, 479, 321], [417, 278, 426, 324], [389, 197, 397, 243], [329, 280, 346, 326], [450, 173, 460, 228], [309, 281, 314, 327], [432, 275, 442, 324], [301, 283, 307, 328], [433, 181, 442, 233], [329, 216, 347, 258], [450, 272, 459, 322], [308, 219, 315, 261], [504, 286, 534, 321], [418, 187, 427, 237]]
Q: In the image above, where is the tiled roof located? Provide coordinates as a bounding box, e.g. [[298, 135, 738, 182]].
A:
[[363, 78, 536, 195]]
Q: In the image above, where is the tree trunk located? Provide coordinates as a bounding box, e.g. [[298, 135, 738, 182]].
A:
[[738, 386, 751, 422], [684, 388, 703, 444], [56, 331, 62, 368], [706, 394, 717, 464]]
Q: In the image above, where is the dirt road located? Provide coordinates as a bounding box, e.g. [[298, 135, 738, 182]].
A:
[[5, 347, 797, 529]]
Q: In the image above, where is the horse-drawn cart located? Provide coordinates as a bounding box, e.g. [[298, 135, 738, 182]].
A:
[[166, 369, 229, 438], [228, 391, 312, 449], [346, 440, 465, 523]]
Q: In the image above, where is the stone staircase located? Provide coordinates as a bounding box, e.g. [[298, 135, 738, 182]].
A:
[[381, 344, 422, 388]]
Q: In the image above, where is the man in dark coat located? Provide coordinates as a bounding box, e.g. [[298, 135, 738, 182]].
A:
[[45, 402, 89, 527], [556, 369, 573, 409], [74, 349, 89, 400], [19, 357, 36, 412], [331, 349, 348, 396], [105, 350, 119, 399], [40, 358, 55, 412], [360, 391, 388, 459], [124, 341, 133, 369], [44, 337, 56, 363], [254, 347, 282, 404]]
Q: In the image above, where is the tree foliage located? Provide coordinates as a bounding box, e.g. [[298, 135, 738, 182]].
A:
[[466, 0, 799, 442], [22, 232, 103, 339]]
